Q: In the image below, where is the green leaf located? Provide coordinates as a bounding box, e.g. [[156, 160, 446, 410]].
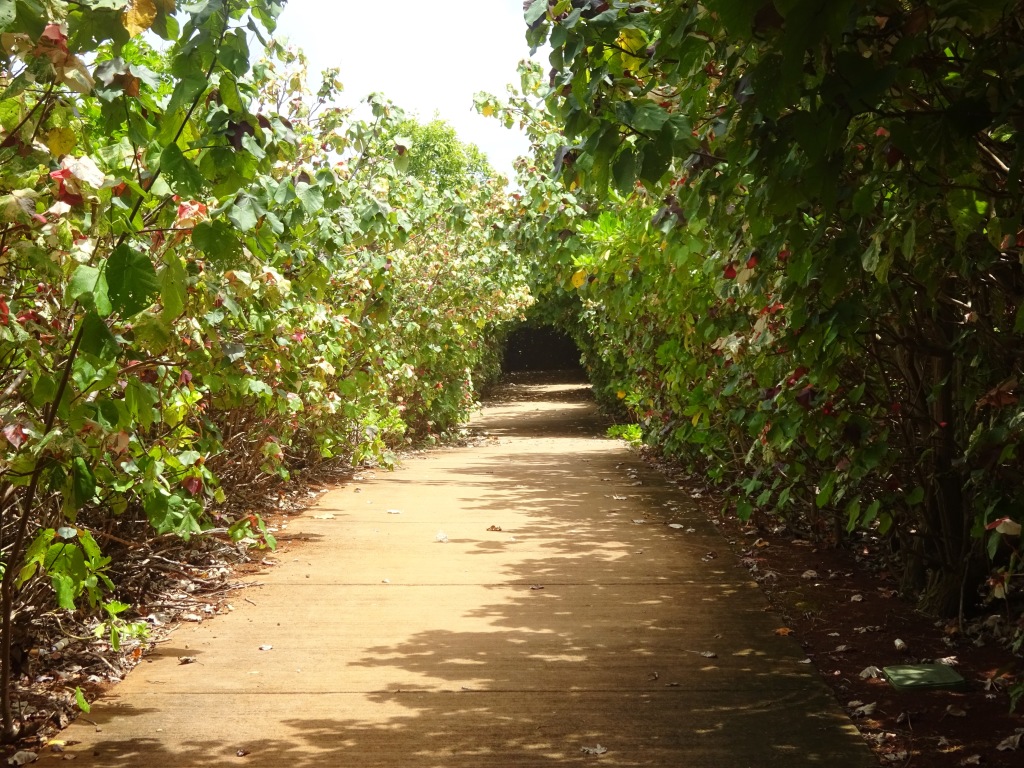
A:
[[66, 265, 112, 317], [69, 457, 96, 510], [524, 0, 547, 24], [160, 254, 188, 321], [74, 686, 91, 714], [52, 574, 76, 611], [192, 219, 241, 262], [226, 192, 264, 231], [79, 311, 120, 360], [124, 378, 158, 428], [906, 486, 925, 506], [612, 148, 638, 194], [160, 143, 206, 198], [79, 529, 103, 563], [107, 245, 159, 317], [0, 0, 16, 32], [815, 473, 836, 508], [294, 182, 324, 216], [629, 101, 669, 133], [16, 529, 56, 588]]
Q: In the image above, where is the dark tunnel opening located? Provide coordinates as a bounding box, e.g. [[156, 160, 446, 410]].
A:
[[502, 325, 584, 373]]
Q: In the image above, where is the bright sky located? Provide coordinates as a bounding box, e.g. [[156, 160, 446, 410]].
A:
[[274, 0, 535, 178]]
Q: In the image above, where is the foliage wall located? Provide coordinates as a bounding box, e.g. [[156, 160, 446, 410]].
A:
[[502, 0, 1024, 623], [0, 0, 530, 736]]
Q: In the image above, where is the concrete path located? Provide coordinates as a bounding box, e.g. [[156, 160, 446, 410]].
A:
[[61, 374, 876, 766]]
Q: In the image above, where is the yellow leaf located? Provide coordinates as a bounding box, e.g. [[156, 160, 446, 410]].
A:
[[616, 390, 626, 400], [616, 28, 647, 58], [570, 269, 587, 289], [122, 0, 158, 38], [45, 127, 76, 156], [482, 104, 496, 118]]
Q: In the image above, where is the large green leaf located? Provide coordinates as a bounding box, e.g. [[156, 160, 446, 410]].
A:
[[106, 245, 159, 317], [71, 457, 96, 507], [524, 0, 547, 25], [192, 219, 242, 262], [295, 182, 324, 216], [79, 311, 120, 360], [160, 143, 206, 198], [0, 0, 16, 31], [227, 192, 265, 231], [66, 264, 112, 317], [160, 254, 188, 321]]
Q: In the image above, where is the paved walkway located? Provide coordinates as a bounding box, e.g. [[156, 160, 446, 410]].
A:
[[61, 374, 876, 766]]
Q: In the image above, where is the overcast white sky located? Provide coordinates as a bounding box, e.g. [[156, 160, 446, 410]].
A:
[[274, 0, 535, 177]]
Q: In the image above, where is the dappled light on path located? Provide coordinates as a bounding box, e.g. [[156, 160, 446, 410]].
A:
[[61, 373, 875, 767]]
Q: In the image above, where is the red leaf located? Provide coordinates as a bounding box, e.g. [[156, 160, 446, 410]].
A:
[[40, 24, 68, 52], [723, 263, 737, 279], [746, 255, 758, 269], [3, 423, 27, 450], [182, 476, 203, 496]]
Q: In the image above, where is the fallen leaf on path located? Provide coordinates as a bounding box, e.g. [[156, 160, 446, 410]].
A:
[[851, 702, 877, 717], [945, 704, 967, 717], [774, 627, 793, 636], [801, 570, 819, 579], [893, 638, 907, 652], [386, 509, 402, 515], [180, 613, 203, 622], [668, 523, 684, 529], [850, 594, 864, 602], [631, 519, 646, 524], [258, 645, 273, 652], [881, 751, 908, 763], [435, 531, 448, 543], [530, 585, 544, 590], [236, 749, 250, 757], [665, 682, 680, 687], [7, 752, 36, 766], [612, 495, 627, 500], [312, 513, 335, 519], [859, 666, 883, 679], [177, 656, 197, 665], [960, 755, 981, 765], [996, 730, 1023, 751], [580, 745, 608, 756], [486, 525, 502, 531], [935, 655, 958, 666], [833, 644, 852, 653]]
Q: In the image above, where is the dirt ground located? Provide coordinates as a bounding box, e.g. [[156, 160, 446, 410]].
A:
[[708, 509, 1024, 767]]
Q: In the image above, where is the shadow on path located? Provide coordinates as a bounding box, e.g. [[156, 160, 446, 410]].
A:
[[64, 373, 877, 767]]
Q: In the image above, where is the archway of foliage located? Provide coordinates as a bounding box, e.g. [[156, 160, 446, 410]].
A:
[[0, 0, 531, 738], [482, 0, 1024, 639]]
